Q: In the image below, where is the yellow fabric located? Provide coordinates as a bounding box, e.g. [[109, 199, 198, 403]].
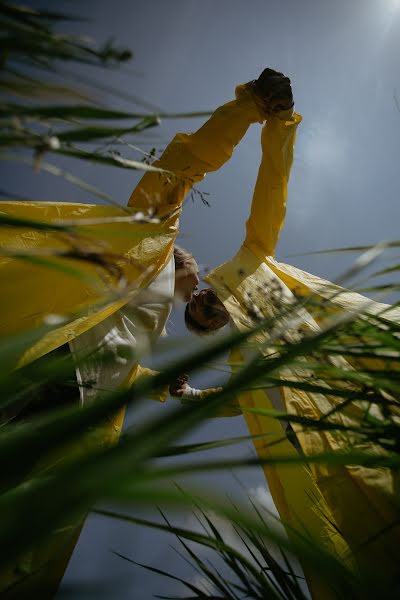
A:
[[0, 83, 264, 370], [0, 201, 179, 368], [0, 83, 266, 597], [237, 375, 351, 599], [203, 112, 400, 588], [124, 364, 169, 403], [0, 413, 123, 599], [4, 79, 399, 595], [0, 522, 84, 600], [180, 385, 241, 417]]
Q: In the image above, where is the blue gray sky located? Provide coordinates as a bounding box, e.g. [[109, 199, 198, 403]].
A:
[[3, 1, 400, 598]]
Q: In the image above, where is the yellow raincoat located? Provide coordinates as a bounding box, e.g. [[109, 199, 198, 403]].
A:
[[2, 80, 399, 597], [0, 83, 268, 598], [201, 108, 400, 593]]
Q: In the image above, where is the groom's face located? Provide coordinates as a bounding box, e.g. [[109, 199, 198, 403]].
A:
[[186, 288, 230, 332]]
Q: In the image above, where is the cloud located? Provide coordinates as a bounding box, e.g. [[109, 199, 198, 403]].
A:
[[248, 485, 279, 515], [301, 119, 349, 173]]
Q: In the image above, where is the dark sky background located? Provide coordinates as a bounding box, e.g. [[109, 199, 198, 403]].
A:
[[2, 0, 400, 598]]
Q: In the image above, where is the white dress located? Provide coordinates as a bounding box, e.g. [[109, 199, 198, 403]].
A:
[[69, 257, 175, 406]]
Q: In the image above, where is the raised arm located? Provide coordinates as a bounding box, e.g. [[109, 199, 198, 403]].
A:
[[243, 71, 301, 257], [127, 82, 267, 214]]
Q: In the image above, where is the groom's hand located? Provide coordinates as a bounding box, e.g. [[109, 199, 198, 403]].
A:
[[253, 68, 294, 115], [169, 374, 190, 397]]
